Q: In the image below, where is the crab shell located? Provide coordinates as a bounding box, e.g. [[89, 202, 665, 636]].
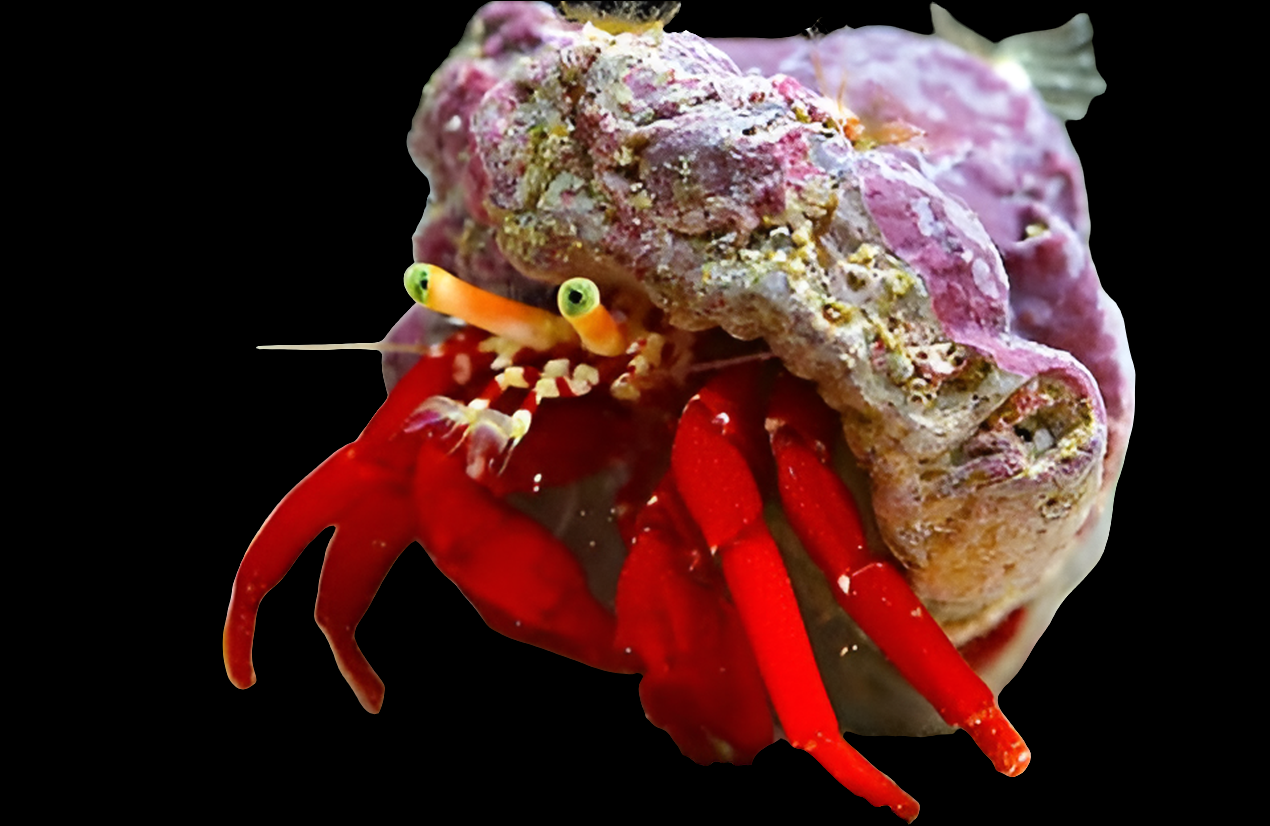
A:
[[368, 3, 1133, 735]]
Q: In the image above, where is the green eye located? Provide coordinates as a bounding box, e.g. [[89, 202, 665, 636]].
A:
[[404, 263, 432, 305], [557, 278, 600, 318]]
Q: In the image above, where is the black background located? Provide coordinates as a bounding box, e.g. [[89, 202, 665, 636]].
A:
[[178, 2, 1167, 819]]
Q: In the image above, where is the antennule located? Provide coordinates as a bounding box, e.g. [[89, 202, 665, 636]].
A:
[[257, 342, 430, 353]]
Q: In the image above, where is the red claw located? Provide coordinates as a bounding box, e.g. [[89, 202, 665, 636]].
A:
[[223, 438, 425, 703], [223, 332, 480, 703], [224, 329, 629, 711]]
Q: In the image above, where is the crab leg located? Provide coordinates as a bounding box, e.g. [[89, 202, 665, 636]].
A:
[[671, 367, 919, 822], [766, 371, 1030, 776], [615, 477, 774, 765], [224, 449, 399, 694], [223, 332, 483, 698], [412, 439, 630, 673], [313, 481, 416, 713], [226, 328, 630, 709]]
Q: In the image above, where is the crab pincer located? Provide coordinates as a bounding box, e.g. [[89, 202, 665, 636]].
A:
[[223, 331, 487, 707], [224, 328, 631, 712]]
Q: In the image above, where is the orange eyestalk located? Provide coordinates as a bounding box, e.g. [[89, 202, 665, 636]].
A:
[[557, 277, 627, 356], [404, 263, 577, 351]]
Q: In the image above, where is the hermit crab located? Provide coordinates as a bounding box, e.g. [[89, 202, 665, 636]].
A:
[[224, 3, 1132, 818]]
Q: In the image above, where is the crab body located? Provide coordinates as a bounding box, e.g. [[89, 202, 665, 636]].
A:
[[225, 2, 1132, 818]]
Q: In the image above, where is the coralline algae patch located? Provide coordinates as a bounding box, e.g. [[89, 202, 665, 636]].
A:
[[405, 3, 1127, 644]]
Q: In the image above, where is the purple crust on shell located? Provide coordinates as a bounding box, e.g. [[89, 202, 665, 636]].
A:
[[710, 31, 1132, 469], [853, 151, 1104, 425], [999, 202, 1132, 471], [400, 5, 1130, 470], [394, 3, 1130, 631], [408, 2, 567, 201], [465, 38, 851, 289], [457, 19, 1105, 435], [712, 30, 1089, 239]]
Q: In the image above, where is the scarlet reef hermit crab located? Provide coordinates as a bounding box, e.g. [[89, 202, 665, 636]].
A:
[[224, 2, 1133, 818]]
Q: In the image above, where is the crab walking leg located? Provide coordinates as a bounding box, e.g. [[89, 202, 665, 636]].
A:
[[313, 483, 417, 713], [671, 370, 919, 822], [615, 478, 774, 765], [766, 372, 1030, 776], [225, 331, 486, 694], [413, 440, 631, 674], [224, 451, 415, 692]]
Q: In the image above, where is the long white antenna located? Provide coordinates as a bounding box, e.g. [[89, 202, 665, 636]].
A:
[[257, 342, 430, 353]]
